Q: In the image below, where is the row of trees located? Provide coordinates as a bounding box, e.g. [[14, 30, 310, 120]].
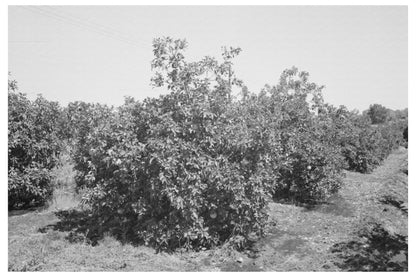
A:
[[8, 38, 408, 250], [366, 103, 408, 125]]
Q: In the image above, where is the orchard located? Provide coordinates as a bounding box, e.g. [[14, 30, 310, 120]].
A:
[[8, 37, 407, 251]]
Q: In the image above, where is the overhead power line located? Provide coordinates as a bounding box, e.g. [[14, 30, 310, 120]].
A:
[[46, 6, 148, 43], [18, 6, 149, 49], [43, 6, 149, 46]]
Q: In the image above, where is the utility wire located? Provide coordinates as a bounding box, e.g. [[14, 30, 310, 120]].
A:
[[18, 6, 148, 48], [23, 5, 143, 47], [46, 6, 149, 46]]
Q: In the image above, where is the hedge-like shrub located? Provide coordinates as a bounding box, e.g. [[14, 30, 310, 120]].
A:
[[323, 106, 405, 173], [275, 129, 345, 203], [8, 89, 62, 209], [64, 102, 115, 190], [73, 92, 275, 250], [260, 68, 346, 203]]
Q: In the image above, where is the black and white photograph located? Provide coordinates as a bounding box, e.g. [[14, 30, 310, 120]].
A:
[[4, 1, 413, 272]]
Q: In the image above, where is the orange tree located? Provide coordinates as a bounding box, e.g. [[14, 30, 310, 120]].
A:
[[72, 38, 280, 250], [260, 67, 346, 203], [8, 78, 63, 209]]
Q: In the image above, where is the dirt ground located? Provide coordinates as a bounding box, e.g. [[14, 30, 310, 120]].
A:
[[8, 148, 408, 271]]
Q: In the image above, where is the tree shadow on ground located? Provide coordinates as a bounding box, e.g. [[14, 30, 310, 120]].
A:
[[379, 195, 407, 215], [301, 194, 355, 218], [8, 205, 50, 217], [9, 208, 39, 217], [38, 209, 140, 247], [273, 193, 355, 218], [272, 193, 324, 208], [330, 222, 407, 271]]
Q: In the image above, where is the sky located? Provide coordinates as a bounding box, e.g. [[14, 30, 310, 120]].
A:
[[8, 5, 408, 111]]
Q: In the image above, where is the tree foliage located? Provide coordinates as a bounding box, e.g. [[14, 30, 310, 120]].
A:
[[8, 77, 63, 209], [367, 104, 390, 125]]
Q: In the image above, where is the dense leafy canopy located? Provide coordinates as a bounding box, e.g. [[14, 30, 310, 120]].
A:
[[8, 84, 63, 209]]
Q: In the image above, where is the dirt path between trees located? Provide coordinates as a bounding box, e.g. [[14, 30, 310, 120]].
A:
[[209, 147, 408, 271]]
